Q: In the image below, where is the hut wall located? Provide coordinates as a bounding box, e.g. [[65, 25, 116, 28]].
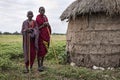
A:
[[67, 14, 120, 68]]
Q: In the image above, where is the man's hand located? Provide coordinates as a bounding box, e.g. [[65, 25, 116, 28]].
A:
[[43, 22, 49, 26], [27, 28, 33, 33]]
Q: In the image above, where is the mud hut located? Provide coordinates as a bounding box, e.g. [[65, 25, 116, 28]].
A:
[[60, 0, 120, 68]]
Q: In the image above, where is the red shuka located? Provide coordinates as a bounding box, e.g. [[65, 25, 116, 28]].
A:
[[36, 14, 51, 57]]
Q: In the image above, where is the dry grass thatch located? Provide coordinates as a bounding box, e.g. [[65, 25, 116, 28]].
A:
[[60, 0, 120, 21]]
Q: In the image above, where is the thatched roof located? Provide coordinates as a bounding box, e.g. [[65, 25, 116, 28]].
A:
[[60, 0, 120, 21]]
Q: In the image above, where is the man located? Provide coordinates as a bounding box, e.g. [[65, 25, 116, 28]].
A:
[[21, 11, 38, 73], [36, 7, 51, 72]]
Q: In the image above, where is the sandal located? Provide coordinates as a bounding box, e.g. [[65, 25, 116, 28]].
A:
[[23, 69, 29, 73], [38, 66, 44, 72]]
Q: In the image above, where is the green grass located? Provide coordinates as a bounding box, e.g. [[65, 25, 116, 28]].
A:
[[0, 35, 120, 80]]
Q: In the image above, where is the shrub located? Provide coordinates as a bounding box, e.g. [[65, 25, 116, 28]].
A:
[[0, 57, 13, 70], [46, 41, 67, 64]]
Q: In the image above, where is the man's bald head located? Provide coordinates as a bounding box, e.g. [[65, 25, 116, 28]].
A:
[[27, 11, 33, 20]]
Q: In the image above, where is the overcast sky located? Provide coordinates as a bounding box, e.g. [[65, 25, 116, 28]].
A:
[[0, 0, 75, 33]]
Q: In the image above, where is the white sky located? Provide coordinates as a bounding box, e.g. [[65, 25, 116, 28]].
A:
[[0, 0, 75, 33]]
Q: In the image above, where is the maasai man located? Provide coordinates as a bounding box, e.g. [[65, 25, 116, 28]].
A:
[[21, 11, 38, 73], [36, 7, 51, 72]]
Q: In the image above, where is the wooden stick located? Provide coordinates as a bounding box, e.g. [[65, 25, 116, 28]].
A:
[[28, 33, 31, 80]]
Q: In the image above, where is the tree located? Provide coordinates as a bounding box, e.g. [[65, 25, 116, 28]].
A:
[[12, 31, 20, 35], [3, 32, 12, 35], [0, 31, 2, 35]]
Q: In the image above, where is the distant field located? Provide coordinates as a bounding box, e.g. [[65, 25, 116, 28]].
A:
[[0, 35, 120, 80], [0, 34, 66, 43]]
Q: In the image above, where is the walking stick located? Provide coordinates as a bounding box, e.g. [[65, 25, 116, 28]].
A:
[[46, 26, 59, 64], [38, 23, 59, 64], [28, 33, 31, 80]]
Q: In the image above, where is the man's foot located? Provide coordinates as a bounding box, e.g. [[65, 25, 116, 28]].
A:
[[30, 68, 33, 72], [38, 66, 44, 72], [23, 69, 29, 73]]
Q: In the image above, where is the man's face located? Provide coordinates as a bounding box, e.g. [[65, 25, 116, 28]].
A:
[[39, 8, 45, 15], [27, 12, 33, 19]]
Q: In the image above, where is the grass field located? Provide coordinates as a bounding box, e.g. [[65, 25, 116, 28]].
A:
[[0, 35, 120, 80]]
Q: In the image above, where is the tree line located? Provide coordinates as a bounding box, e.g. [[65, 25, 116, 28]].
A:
[[0, 31, 21, 35], [0, 31, 66, 35]]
